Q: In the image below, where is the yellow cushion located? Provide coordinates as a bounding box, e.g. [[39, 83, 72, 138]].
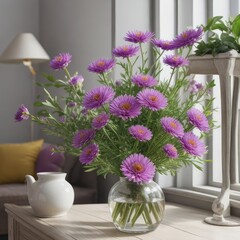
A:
[[0, 139, 44, 184]]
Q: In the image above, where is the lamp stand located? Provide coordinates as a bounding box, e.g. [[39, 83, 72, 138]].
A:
[[25, 61, 36, 141]]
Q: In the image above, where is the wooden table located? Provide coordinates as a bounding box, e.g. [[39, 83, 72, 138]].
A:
[[5, 203, 240, 240]]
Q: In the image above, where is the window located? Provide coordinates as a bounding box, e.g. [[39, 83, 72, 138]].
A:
[[155, 0, 240, 214]]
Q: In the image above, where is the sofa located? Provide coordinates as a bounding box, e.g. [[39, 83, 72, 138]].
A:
[[0, 141, 99, 235]]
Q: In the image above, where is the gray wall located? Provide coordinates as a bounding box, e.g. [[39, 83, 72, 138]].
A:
[[38, 0, 153, 143], [0, 0, 39, 143], [0, 0, 153, 144]]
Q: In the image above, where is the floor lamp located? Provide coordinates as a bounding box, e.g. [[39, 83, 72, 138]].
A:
[[0, 33, 50, 140]]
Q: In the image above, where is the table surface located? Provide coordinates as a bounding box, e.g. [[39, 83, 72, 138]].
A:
[[5, 202, 240, 240]]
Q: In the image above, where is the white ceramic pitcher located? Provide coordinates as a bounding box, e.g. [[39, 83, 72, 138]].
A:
[[26, 172, 74, 217]]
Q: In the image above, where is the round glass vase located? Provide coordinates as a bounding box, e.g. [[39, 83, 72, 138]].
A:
[[108, 177, 165, 233]]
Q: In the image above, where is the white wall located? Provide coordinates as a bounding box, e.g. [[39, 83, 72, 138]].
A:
[[0, 0, 39, 143]]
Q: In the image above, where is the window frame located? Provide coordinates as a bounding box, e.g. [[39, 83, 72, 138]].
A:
[[154, 0, 240, 216]]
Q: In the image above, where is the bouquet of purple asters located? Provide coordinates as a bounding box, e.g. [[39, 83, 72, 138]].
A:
[[15, 28, 215, 228]]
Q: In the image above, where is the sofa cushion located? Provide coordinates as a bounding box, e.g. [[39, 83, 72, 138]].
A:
[[35, 145, 65, 173], [0, 139, 44, 184], [73, 186, 97, 204]]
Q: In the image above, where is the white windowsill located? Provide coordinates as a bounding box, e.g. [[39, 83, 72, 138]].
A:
[[163, 186, 240, 217]]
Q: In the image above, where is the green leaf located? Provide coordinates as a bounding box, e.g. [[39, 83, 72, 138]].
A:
[[37, 109, 50, 117], [33, 101, 44, 107], [211, 23, 228, 32], [42, 73, 56, 82], [42, 100, 55, 108], [232, 14, 240, 37], [204, 16, 223, 31]]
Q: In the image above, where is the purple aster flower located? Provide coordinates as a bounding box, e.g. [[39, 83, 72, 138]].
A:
[[128, 125, 153, 142], [72, 129, 96, 148], [68, 75, 84, 86], [190, 85, 198, 94], [160, 117, 184, 138], [92, 113, 109, 130], [83, 86, 115, 110], [15, 104, 29, 122], [173, 27, 203, 48], [121, 153, 156, 184], [189, 80, 204, 94], [81, 108, 88, 116], [50, 53, 72, 70], [196, 83, 203, 90], [187, 108, 209, 132], [132, 74, 157, 88], [88, 58, 115, 74], [137, 89, 167, 111], [110, 95, 141, 120], [163, 144, 178, 159], [115, 79, 122, 86], [181, 132, 206, 157], [67, 102, 77, 108], [163, 55, 189, 68], [112, 45, 139, 58], [124, 30, 154, 43], [152, 39, 177, 50], [59, 116, 65, 123], [79, 143, 99, 165]]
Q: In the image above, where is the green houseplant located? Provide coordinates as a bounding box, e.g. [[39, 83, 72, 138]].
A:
[[195, 14, 240, 56]]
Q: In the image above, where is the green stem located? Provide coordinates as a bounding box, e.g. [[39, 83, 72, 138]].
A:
[[143, 205, 153, 225], [164, 68, 176, 94], [64, 68, 71, 79], [147, 48, 165, 75], [112, 202, 124, 222], [149, 203, 160, 222], [139, 43, 145, 72], [119, 203, 130, 227], [131, 203, 145, 226]]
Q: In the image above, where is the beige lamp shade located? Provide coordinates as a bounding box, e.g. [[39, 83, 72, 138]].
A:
[[0, 33, 50, 64]]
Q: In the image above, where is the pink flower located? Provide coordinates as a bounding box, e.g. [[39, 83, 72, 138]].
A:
[[72, 129, 95, 148], [160, 117, 184, 138], [137, 89, 167, 111], [83, 86, 115, 110], [121, 153, 156, 184], [128, 125, 153, 142], [79, 143, 99, 165], [163, 144, 178, 159], [50, 53, 72, 70], [15, 104, 29, 122], [152, 39, 178, 50], [187, 108, 209, 132], [88, 58, 115, 74], [163, 55, 189, 68], [92, 113, 109, 130], [110, 95, 141, 120], [173, 27, 203, 48], [124, 30, 154, 43], [131, 74, 157, 88], [113, 45, 139, 58], [181, 132, 206, 157]]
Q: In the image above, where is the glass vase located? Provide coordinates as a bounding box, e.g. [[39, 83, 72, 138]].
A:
[[108, 177, 165, 233]]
